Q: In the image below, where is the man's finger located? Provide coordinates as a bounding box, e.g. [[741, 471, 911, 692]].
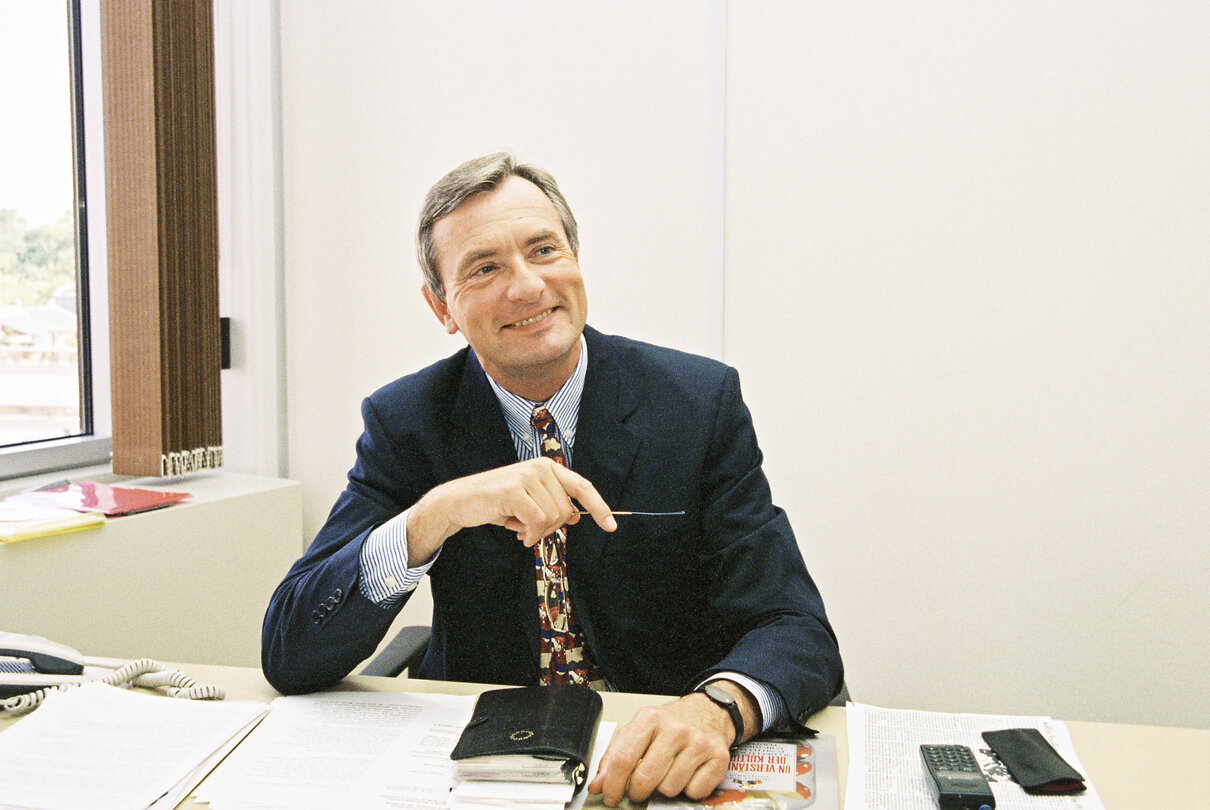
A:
[[654, 743, 729, 802], [496, 490, 553, 544], [588, 715, 657, 806], [682, 756, 731, 801], [497, 463, 577, 542], [532, 466, 580, 523], [549, 463, 617, 532]]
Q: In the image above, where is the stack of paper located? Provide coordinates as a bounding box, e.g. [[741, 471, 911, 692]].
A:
[[844, 702, 1105, 810], [0, 501, 104, 543], [451, 778, 578, 809], [451, 758, 579, 810], [453, 753, 580, 782], [0, 682, 268, 810], [195, 691, 477, 810]]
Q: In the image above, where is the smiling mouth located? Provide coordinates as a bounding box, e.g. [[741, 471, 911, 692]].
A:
[[506, 308, 554, 328]]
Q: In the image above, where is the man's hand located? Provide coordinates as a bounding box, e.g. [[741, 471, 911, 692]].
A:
[[406, 457, 617, 564], [588, 681, 758, 807]]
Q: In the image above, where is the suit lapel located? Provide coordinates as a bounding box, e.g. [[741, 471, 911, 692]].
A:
[[570, 328, 641, 567], [563, 329, 641, 673], [448, 349, 517, 477]]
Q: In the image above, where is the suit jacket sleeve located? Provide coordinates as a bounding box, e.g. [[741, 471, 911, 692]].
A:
[[261, 394, 426, 695], [570, 335, 842, 724], [686, 366, 843, 725]]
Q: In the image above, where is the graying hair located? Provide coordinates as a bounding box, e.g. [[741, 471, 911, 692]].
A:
[[416, 152, 579, 301]]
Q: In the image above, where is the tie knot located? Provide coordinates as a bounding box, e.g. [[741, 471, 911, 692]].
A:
[[531, 406, 565, 465], [531, 406, 553, 431]]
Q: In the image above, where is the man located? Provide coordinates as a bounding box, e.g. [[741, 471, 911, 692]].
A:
[[262, 153, 843, 806]]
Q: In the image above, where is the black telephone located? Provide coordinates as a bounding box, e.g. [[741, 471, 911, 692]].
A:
[[0, 631, 87, 698]]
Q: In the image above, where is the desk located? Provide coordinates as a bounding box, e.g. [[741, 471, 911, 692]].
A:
[[3, 663, 1207, 808]]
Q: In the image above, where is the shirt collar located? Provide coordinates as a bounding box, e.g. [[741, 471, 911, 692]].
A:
[[483, 334, 587, 452]]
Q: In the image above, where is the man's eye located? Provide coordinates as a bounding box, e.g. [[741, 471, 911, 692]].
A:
[[535, 246, 554, 256], [474, 264, 498, 276]]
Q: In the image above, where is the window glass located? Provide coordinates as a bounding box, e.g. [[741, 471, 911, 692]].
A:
[[0, 1, 89, 449]]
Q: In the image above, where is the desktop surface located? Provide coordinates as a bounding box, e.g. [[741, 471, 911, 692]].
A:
[[1, 662, 1206, 809]]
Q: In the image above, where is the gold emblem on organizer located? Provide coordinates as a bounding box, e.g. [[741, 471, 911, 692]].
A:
[[509, 730, 534, 741]]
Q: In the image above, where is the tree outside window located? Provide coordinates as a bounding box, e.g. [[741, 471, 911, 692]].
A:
[[0, 1, 91, 450]]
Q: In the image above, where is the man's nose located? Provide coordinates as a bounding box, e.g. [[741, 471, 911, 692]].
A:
[[507, 261, 545, 301]]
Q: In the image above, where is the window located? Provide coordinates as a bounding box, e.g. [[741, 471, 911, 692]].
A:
[[0, 0, 110, 479]]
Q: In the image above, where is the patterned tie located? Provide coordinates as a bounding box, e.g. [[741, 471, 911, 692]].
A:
[[530, 405, 604, 689]]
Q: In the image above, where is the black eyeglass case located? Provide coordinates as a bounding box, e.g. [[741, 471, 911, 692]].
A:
[[982, 727, 1086, 795]]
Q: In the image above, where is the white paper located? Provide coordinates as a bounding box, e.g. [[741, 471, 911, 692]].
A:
[[569, 721, 615, 810], [342, 707, 615, 810], [843, 702, 1105, 810], [331, 694, 476, 810], [194, 690, 474, 810], [0, 682, 268, 810], [452, 778, 575, 804]]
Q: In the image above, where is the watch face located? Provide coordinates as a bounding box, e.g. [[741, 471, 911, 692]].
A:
[[699, 683, 743, 747], [702, 683, 736, 707]]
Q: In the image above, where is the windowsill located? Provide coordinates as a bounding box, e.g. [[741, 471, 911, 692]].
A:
[[0, 463, 296, 504], [0, 436, 113, 484]]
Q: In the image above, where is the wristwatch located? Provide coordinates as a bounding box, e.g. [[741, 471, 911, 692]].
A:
[[694, 682, 744, 748]]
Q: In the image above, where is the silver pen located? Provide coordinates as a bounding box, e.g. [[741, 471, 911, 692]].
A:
[[574, 510, 685, 517]]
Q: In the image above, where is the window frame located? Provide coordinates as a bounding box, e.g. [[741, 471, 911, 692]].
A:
[[0, 0, 111, 480]]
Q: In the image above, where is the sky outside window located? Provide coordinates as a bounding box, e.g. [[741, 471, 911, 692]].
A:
[[0, 1, 84, 447]]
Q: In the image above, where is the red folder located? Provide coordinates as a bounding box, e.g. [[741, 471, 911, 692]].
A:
[[17, 482, 190, 516]]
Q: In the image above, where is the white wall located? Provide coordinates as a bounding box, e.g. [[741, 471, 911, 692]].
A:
[[281, 0, 723, 535], [726, 3, 1210, 727], [274, 1, 1210, 727]]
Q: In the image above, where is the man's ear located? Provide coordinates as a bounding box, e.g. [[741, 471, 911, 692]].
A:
[[422, 285, 460, 335]]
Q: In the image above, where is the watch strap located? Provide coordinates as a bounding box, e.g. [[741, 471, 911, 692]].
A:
[[695, 682, 744, 747]]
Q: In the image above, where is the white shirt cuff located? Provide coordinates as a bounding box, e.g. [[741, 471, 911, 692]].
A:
[[701, 672, 787, 734], [358, 508, 438, 606]]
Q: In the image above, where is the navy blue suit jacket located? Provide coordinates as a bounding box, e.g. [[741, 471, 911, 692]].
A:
[[262, 327, 842, 727]]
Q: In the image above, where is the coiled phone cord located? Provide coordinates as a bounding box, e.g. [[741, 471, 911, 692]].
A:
[[0, 658, 225, 716]]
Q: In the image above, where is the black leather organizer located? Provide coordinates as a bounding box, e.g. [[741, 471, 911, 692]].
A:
[[450, 685, 604, 788]]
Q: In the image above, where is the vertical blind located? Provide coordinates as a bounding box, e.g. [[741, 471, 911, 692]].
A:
[[101, 0, 222, 476]]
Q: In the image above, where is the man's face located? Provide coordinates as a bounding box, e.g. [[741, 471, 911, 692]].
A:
[[424, 175, 588, 401]]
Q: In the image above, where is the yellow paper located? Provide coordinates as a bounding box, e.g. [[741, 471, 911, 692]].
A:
[[0, 501, 105, 543]]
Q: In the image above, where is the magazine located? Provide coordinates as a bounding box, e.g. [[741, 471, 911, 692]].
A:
[[649, 734, 838, 809]]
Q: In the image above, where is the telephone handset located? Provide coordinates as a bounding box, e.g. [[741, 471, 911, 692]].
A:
[[0, 631, 86, 674], [0, 631, 87, 698], [0, 630, 225, 714]]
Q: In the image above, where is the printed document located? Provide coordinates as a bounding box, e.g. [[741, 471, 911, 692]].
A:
[[0, 681, 268, 810], [349, 720, 615, 810], [844, 702, 1105, 810], [193, 690, 475, 810]]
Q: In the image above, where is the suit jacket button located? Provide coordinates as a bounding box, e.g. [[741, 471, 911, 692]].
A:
[[334, 588, 343, 600], [311, 610, 322, 623], [326, 596, 336, 608]]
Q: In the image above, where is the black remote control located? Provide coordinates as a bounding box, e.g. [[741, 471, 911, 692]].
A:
[[920, 744, 995, 810]]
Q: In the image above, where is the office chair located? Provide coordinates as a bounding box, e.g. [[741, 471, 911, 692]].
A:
[[361, 625, 852, 707], [359, 625, 431, 678]]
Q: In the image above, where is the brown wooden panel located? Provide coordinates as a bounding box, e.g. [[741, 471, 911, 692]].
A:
[[102, 0, 221, 476]]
